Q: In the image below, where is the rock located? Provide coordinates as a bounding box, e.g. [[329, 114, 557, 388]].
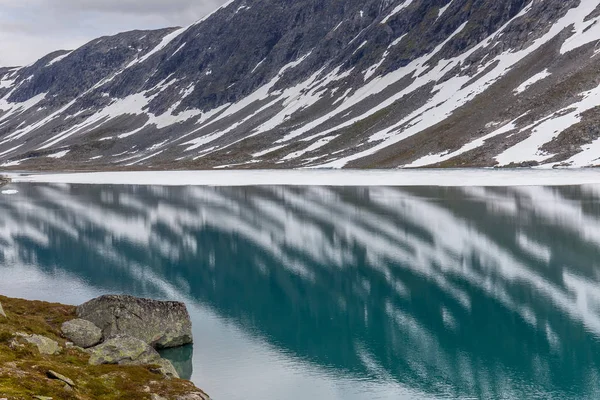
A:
[[150, 392, 210, 400], [88, 335, 179, 379], [77, 295, 192, 349], [61, 318, 102, 348], [88, 335, 159, 365], [8, 338, 24, 350], [16, 333, 61, 355], [151, 358, 179, 379], [176, 393, 211, 400], [47, 370, 75, 387], [0, 302, 6, 318], [33, 397, 53, 400], [65, 342, 87, 352]]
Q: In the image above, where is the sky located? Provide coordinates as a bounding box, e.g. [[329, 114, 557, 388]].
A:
[[0, 0, 229, 67]]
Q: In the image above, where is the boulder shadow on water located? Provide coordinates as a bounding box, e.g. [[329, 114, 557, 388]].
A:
[[159, 344, 194, 380]]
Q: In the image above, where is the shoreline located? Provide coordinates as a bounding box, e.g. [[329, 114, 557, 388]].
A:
[[4, 168, 600, 187]]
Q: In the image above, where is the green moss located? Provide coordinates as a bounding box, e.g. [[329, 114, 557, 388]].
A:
[[0, 330, 13, 343], [0, 295, 208, 400]]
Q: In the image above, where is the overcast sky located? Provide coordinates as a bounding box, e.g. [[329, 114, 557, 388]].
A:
[[0, 0, 229, 67]]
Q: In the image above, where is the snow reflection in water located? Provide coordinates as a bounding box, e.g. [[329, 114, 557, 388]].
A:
[[1, 183, 600, 399]]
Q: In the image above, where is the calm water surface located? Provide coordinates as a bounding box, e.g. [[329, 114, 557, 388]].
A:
[[1, 183, 600, 399]]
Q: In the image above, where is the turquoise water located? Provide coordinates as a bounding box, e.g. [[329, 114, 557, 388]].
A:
[[1, 183, 600, 399]]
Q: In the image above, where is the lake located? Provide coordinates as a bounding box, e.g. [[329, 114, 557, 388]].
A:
[[1, 181, 600, 399]]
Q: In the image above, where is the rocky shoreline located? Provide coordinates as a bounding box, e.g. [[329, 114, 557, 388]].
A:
[[0, 295, 209, 400]]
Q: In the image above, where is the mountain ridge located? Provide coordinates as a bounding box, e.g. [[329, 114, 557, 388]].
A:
[[2, 0, 600, 170]]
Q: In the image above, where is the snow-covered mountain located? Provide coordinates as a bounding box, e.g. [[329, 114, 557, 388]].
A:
[[2, 0, 600, 169]]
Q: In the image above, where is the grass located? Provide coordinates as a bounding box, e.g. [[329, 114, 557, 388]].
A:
[[0, 295, 208, 400]]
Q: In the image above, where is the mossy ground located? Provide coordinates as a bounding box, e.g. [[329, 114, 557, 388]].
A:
[[0, 295, 207, 400]]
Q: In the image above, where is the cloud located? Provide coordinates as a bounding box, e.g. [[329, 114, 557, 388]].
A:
[[0, 0, 228, 66], [58, 0, 226, 15]]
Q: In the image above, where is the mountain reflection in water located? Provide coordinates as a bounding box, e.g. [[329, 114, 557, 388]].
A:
[[1, 183, 600, 399]]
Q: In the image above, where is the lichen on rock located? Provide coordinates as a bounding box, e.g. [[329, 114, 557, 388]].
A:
[[77, 295, 193, 349], [0, 294, 208, 399], [61, 318, 102, 348], [88, 335, 179, 379], [16, 333, 61, 355]]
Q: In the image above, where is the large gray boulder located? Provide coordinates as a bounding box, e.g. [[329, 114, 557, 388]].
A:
[[76, 295, 192, 349], [61, 318, 102, 348], [88, 335, 179, 378]]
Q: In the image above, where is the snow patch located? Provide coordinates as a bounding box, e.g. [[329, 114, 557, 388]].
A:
[[561, 10, 600, 54], [514, 69, 551, 94], [497, 83, 600, 166], [253, 145, 288, 158], [353, 41, 368, 55], [251, 59, 266, 73], [170, 43, 187, 57], [192, 0, 237, 25], [47, 150, 70, 159], [281, 136, 338, 161], [389, 33, 408, 48], [130, 27, 186, 67], [46, 52, 72, 67], [381, 0, 414, 24], [437, 1, 453, 19], [408, 119, 519, 167]]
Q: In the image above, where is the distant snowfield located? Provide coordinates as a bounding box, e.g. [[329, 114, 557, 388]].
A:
[[7, 169, 600, 187]]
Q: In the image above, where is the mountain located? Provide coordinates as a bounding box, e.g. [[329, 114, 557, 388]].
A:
[[1, 0, 600, 170]]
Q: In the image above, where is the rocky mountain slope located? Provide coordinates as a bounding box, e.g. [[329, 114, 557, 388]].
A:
[[2, 0, 600, 169]]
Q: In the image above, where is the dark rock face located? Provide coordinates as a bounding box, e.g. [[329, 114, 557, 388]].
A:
[[7, 29, 177, 106], [60, 318, 103, 348], [76, 295, 193, 349], [1, 0, 600, 168]]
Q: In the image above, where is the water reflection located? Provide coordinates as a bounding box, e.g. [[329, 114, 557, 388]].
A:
[[159, 345, 194, 380], [1, 183, 600, 399]]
